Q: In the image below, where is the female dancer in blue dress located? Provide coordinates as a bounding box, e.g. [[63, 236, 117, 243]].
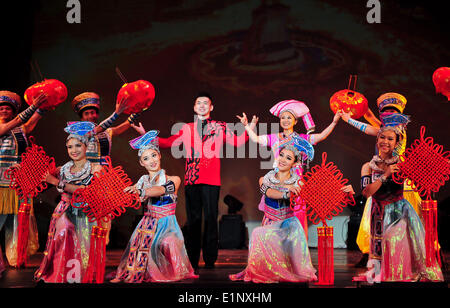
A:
[[111, 130, 198, 283]]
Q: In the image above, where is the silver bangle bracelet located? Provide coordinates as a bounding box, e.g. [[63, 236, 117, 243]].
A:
[[56, 180, 66, 193], [139, 188, 146, 198]]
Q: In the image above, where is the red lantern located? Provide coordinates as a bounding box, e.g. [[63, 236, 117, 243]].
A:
[[116, 80, 155, 114], [432, 67, 450, 101], [329, 89, 368, 119], [24, 79, 68, 110]]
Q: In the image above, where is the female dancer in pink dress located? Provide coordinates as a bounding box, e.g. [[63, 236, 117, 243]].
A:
[[230, 135, 354, 283], [237, 100, 341, 236], [35, 122, 105, 283], [111, 130, 198, 283]]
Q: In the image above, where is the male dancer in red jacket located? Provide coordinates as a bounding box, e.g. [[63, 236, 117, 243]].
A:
[[158, 92, 251, 270]]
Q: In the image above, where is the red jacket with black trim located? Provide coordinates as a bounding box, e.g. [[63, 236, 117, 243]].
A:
[[158, 118, 248, 186]]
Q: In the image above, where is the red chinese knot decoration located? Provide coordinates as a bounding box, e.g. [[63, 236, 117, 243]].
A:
[[24, 79, 68, 110], [422, 200, 441, 267], [392, 126, 450, 200], [432, 67, 450, 101], [293, 152, 355, 226], [5, 137, 56, 200], [3, 137, 55, 268], [71, 156, 141, 223], [84, 225, 108, 283], [116, 80, 155, 114], [71, 156, 141, 283], [290, 152, 354, 285], [392, 126, 449, 267], [316, 226, 334, 285]]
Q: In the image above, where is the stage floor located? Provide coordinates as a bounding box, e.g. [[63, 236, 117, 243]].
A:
[[1, 249, 449, 289]]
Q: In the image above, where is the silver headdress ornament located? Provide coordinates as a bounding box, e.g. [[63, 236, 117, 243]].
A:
[[64, 121, 95, 144], [281, 135, 315, 163], [377, 125, 404, 141], [129, 130, 160, 157]]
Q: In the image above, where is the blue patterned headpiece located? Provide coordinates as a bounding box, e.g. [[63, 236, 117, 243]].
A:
[[129, 130, 160, 156], [282, 135, 314, 162], [64, 121, 95, 144], [380, 112, 410, 128], [0, 91, 21, 114]]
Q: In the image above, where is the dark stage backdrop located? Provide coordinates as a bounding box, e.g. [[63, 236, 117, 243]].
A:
[[2, 1, 449, 249]]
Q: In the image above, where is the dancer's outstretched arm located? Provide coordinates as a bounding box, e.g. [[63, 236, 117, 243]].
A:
[[124, 176, 181, 199], [129, 122, 184, 149], [93, 97, 144, 137], [308, 111, 341, 144], [341, 111, 379, 136], [237, 113, 264, 144], [0, 93, 47, 135]]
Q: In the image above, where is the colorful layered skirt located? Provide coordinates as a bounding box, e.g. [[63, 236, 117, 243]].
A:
[[35, 195, 94, 283], [369, 197, 443, 282], [230, 198, 317, 283], [112, 202, 198, 283]]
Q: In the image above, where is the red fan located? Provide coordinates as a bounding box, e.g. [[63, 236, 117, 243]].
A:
[[24, 79, 68, 110], [116, 80, 155, 114], [71, 156, 141, 283], [4, 137, 56, 268], [291, 152, 354, 285], [393, 126, 450, 266]]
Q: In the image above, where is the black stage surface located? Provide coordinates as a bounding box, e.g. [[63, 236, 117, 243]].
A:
[[1, 249, 448, 288]]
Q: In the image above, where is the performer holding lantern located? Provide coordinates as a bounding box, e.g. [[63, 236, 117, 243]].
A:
[[34, 122, 105, 283], [71, 82, 154, 245], [71, 80, 155, 165], [0, 90, 49, 267], [356, 126, 443, 282], [237, 99, 341, 236], [111, 130, 198, 283]]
